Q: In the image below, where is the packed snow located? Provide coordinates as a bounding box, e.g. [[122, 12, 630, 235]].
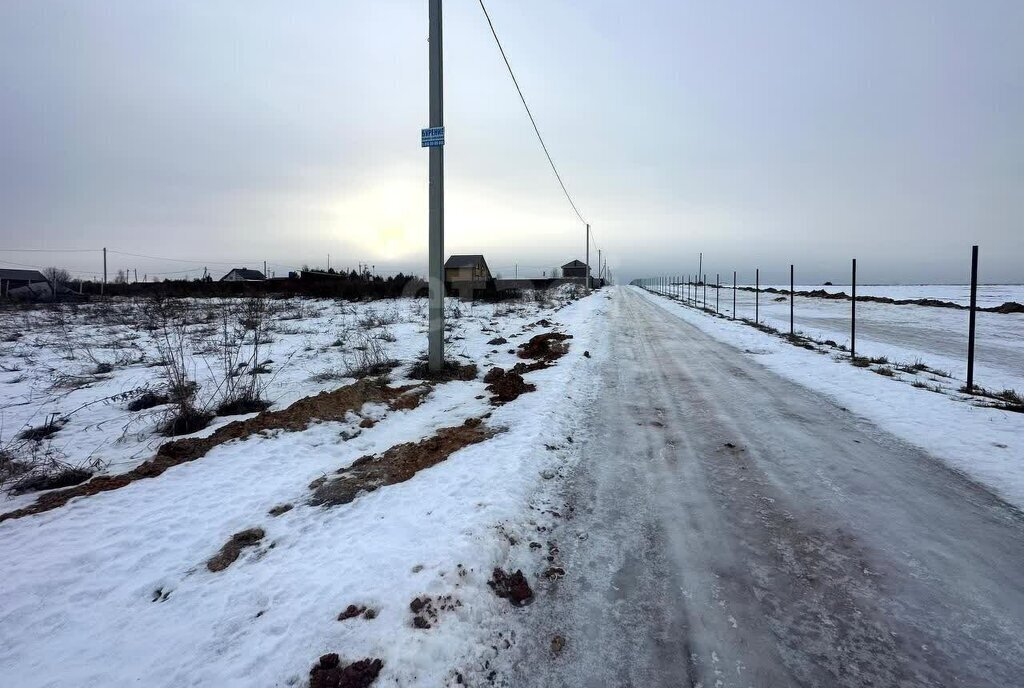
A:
[[0, 287, 609, 686], [635, 285, 1024, 510]]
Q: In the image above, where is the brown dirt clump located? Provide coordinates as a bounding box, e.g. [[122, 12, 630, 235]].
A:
[[310, 418, 494, 507], [309, 654, 383, 688], [408, 360, 478, 382], [409, 594, 462, 629], [268, 503, 293, 517], [485, 370, 535, 404], [518, 332, 572, 362], [338, 604, 375, 621], [1, 377, 426, 523], [488, 568, 533, 606], [206, 527, 265, 572], [483, 366, 505, 384]]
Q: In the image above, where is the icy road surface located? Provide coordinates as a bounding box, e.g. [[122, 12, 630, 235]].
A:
[[507, 286, 1024, 687]]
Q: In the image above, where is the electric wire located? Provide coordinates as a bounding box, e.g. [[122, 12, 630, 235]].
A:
[[476, 0, 588, 228]]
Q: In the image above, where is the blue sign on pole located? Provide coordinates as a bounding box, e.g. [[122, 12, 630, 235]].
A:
[[421, 127, 445, 147]]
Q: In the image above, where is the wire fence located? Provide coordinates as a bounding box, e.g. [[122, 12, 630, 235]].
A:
[[630, 246, 1023, 411]]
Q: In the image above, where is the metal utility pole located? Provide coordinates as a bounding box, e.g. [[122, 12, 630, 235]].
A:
[[598, 249, 602, 283], [102, 247, 107, 295], [698, 252, 702, 286], [426, 0, 445, 372], [585, 224, 591, 292]]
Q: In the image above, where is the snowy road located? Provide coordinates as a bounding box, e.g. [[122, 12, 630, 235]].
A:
[[506, 286, 1024, 687]]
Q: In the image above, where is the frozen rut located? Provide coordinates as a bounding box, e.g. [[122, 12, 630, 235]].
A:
[[505, 286, 1024, 687]]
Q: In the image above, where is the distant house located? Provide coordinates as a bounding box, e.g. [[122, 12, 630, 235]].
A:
[[561, 259, 589, 279], [444, 255, 492, 289], [220, 268, 266, 282], [0, 269, 49, 297]]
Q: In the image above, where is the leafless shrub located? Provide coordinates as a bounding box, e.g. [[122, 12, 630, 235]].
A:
[[143, 296, 210, 435], [343, 330, 396, 378], [0, 438, 104, 496], [358, 304, 401, 329]]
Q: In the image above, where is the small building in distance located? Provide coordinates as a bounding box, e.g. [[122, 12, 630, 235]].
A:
[[220, 268, 266, 282], [1, 269, 50, 298], [1, 268, 49, 293], [561, 259, 589, 279], [444, 255, 492, 290]]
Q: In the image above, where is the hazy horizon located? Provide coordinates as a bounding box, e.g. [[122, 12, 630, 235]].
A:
[[1, 0, 1021, 286]]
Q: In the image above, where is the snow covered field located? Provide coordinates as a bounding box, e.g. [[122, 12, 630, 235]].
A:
[[636, 286, 1024, 510], [741, 283, 1024, 309], [0, 288, 609, 686], [656, 283, 1024, 394]]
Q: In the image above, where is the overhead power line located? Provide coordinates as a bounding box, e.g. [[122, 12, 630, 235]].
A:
[[476, 0, 588, 228]]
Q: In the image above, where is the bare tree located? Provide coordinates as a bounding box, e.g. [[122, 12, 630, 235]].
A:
[[43, 267, 71, 301]]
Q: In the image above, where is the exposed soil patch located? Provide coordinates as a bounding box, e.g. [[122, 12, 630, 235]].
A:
[[483, 367, 535, 404], [409, 594, 462, 629], [408, 360, 478, 382], [309, 654, 383, 688], [310, 418, 494, 507], [1, 377, 427, 523], [206, 527, 265, 572], [488, 568, 533, 606], [337, 604, 377, 621], [268, 503, 293, 517], [517, 332, 572, 363]]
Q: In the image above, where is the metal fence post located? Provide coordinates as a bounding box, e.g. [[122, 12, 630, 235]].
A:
[[755, 268, 759, 324], [967, 245, 978, 391], [716, 272, 720, 313], [703, 274, 707, 310], [851, 258, 857, 359], [790, 264, 794, 336], [732, 271, 736, 320]]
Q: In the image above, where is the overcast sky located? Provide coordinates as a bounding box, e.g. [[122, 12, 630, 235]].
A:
[[1, 0, 1021, 284]]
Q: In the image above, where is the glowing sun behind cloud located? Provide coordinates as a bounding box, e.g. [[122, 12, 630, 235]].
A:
[[323, 174, 426, 261]]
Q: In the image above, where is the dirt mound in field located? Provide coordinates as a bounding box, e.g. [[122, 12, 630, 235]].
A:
[[407, 360, 478, 382], [488, 568, 533, 606], [159, 377, 424, 464], [206, 527, 265, 572], [517, 332, 572, 362], [0, 378, 428, 523], [310, 418, 494, 507], [309, 654, 383, 688], [988, 301, 1024, 314], [485, 369, 535, 404]]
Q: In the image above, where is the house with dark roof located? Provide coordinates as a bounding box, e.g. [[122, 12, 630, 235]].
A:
[[444, 255, 491, 287], [561, 259, 589, 279], [220, 268, 266, 282], [0, 269, 49, 297]]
